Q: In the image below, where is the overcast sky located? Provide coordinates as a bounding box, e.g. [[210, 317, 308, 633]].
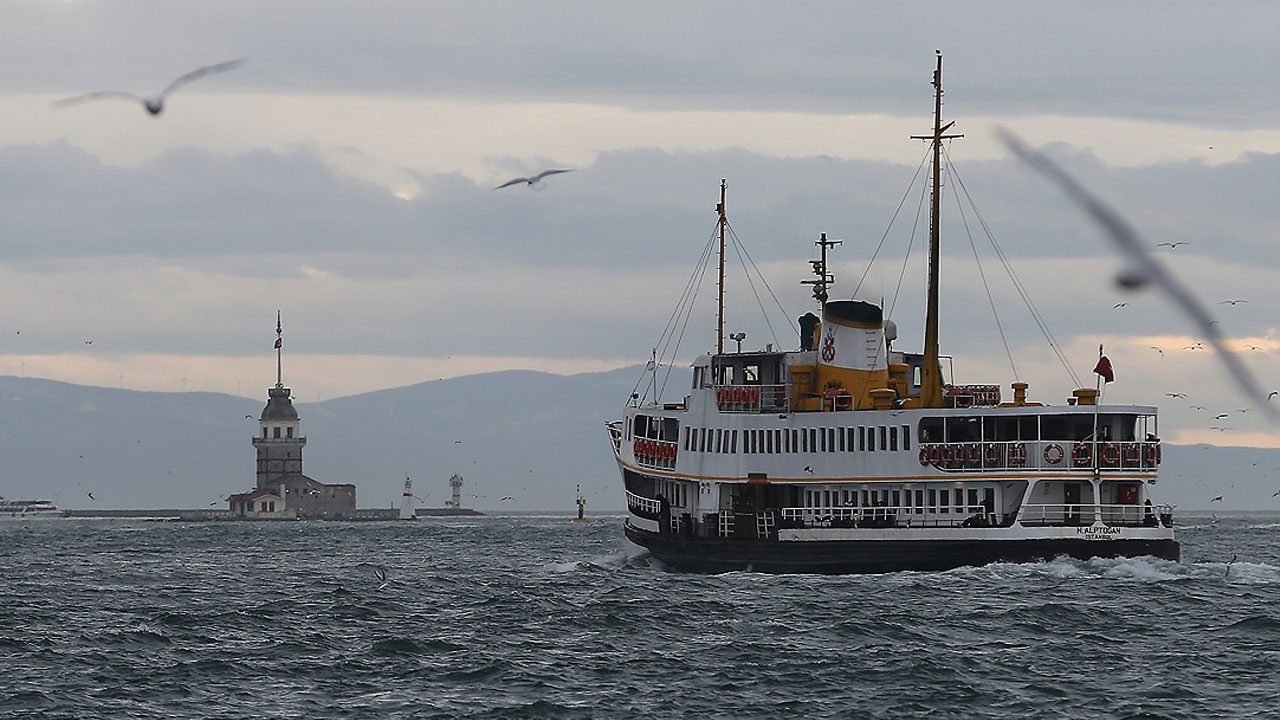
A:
[[4, 1, 1280, 447]]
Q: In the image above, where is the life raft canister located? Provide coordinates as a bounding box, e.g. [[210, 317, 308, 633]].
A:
[[1123, 443, 1141, 465], [1043, 443, 1064, 465], [984, 443, 1001, 466], [1009, 442, 1027, 466]]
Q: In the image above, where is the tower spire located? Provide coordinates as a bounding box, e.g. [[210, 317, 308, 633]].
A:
[[275, 310, 283, 388]]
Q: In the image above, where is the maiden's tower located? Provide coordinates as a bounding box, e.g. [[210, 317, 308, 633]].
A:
[[228, 313, 356, 519]]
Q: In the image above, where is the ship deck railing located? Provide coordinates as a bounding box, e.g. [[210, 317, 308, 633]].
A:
[[714, 383, 790, 413], [778, 505, 1002, 530], [918, 440, 1161, 473], [1018, 502, 1173, 528], [625, 489, 662, 518]]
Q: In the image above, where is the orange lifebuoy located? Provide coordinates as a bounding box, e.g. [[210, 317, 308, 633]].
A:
[[1043, 443, 1064, 465], [1072, 443, 1091, 467], [748, 386, 759, 404], [1102, 443, 1120, 466], [919, 447, 930, 466], [929, 444, 942, 464]]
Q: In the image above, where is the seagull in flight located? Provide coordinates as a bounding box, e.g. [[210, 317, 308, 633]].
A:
[[1219, 299, 1248, 306], [1156, 241, 1191, 249], [998, 130, 1277, 421], [1272, 489, 1280, 497], [1269, 391, 1279, 400], [494, 168, 573, 190], [1166, 392, 1187, 398], [1210, 495, 1224, 503], [1150, 346, 1163, 358], [54, 58, 247, 116], [1214, 413, 1230, 420], [1113, 302, 1130, 308]]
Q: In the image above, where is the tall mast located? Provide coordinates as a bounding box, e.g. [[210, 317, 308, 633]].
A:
[[275, 310, 283, 387], [911, 51, 962, 408], [716, 179, 727, 355]]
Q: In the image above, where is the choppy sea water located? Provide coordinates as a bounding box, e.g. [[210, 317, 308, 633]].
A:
[[2, 512, 1279, 719]]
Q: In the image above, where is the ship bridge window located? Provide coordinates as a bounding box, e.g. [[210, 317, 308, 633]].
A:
[[984, 415, 1038, 441], [944, 417, 980, 443], [693, 365, 708, 389], [1040, 414, 1115, 442], [919, 417, 943, 443], [889, 426, 898, 451]]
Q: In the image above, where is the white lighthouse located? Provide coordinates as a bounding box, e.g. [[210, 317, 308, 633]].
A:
[[399, 476, 416, 520], [446, 474, 464, 509]]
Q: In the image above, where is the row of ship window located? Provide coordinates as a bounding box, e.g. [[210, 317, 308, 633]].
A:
[[684, 425, 914, 454], [803, 486, 995, 513]]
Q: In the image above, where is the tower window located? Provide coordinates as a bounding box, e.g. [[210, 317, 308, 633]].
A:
[[262, 428, 268, 439], [274, 427, 281, 438], [287, 427, 293, 438]]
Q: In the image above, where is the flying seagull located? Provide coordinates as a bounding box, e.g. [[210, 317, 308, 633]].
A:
[[1165, 392, 1187, 398], [997, 129, 1277, 421], [493, 168, 573, 190], [1219, 299, 1248, 306], [1114, 302, 1130, 308], [1210, 495, 1224, 503], [54, 58, 247, 116], [1269, 391, 1279, 400], [1150, 346, 1163, 358], [1156, 241, 1191, 249]]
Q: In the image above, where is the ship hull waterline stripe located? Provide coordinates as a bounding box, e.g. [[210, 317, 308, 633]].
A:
[[625, 523, 1181, 574]]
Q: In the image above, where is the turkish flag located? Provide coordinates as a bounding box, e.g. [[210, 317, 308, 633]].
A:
[[1093, 355, 1114, 383], [274, 338, 282, 349]]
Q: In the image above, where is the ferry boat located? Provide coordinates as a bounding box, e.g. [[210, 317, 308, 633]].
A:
[[0, 498, 65, 518], [606, 54, 1179, 574]]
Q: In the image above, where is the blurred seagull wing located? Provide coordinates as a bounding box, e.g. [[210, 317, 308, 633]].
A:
[[494, 177, 530, 189], [160, 58, 247, 97], [531, 168, 573, 182], [998, 128, 1277, 420], [53, 91, 145, 108]]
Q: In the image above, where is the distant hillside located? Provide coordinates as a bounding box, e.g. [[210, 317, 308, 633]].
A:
[[0, 371, 1275, 512], [0, 367, 646, 512]]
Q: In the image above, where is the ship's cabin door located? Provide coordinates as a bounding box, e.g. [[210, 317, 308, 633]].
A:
[[1063, 482, 1082, 525]]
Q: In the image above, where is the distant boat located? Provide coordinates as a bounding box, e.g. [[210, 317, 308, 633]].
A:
[[606, 54, 1179, 574], [0, 498, 65, 519]]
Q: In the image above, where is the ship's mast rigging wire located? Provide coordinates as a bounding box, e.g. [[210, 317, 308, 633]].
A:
[[630, 222, 720, 405], [632, 211, 794, 405], [943, 144, 1082, 388], [851, 143, 933, 301], [943, 152, 1021, 381]]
